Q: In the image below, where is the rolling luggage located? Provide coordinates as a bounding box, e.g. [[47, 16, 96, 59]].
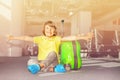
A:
[[60, 41, 82, 70]]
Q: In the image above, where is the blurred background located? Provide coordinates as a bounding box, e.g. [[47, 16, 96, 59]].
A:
[[0, 0, 120, 57]]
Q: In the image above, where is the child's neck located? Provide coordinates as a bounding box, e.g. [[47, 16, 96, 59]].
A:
[[45, 36, 54, 38]]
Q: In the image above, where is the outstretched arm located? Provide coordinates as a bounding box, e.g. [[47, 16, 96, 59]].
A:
[[61, 36, 88, 41], [8, 35, 34, 42], [61, 32, 93, 41]]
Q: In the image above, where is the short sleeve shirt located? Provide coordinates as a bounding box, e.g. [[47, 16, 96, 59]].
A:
[[33, 36, 61, 60]]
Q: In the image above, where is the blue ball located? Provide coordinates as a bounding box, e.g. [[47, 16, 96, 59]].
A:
[[27, 64, 40, 74]]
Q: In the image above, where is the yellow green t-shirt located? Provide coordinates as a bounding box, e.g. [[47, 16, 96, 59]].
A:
[[33, 36, 61, 60]]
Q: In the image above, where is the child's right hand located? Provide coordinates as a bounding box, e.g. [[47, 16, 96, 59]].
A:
[[7, 35, 14, 41]]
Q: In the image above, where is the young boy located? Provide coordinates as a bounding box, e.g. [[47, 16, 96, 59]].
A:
[[8, 21, 92, 73]]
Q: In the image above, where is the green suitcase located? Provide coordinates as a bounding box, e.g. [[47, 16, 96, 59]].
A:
[[60, 41, 82, 70]]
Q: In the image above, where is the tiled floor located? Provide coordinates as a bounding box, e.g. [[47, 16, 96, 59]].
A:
[[0, 56, 120, 80]]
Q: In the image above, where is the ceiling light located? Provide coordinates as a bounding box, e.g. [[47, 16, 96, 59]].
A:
[[69, 12, 73, 16]]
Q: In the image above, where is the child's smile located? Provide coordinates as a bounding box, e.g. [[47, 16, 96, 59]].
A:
[[45, 25, 55, 37]]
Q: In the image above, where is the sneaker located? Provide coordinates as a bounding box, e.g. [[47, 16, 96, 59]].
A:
[[27, 64, 40, 74], [54, 64, 66, 73]]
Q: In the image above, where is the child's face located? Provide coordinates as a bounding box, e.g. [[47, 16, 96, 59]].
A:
[[45, 25, 55, 37]]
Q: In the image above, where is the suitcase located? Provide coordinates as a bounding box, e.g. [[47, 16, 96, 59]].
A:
[[60, 41, 82, 70]]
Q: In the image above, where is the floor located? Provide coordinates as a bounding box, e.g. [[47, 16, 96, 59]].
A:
[[0, 56, 120, 80]]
